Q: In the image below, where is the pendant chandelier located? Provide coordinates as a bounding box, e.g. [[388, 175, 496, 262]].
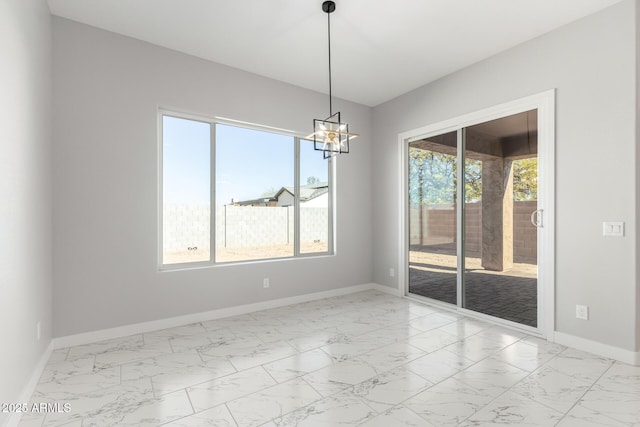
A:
[[307, 0, 358, 159]]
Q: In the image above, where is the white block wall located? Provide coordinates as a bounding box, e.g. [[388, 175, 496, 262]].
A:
[[163, 204, 329, 251]]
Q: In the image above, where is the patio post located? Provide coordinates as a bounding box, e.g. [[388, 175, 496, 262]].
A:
[[481, 158, 514, 271]]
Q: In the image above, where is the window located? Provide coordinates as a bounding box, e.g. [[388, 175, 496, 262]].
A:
[[162, 116, 211, 265], [215, 124, 295, 263], [160, 112, 333, 268], [300, 138, 330, 254]]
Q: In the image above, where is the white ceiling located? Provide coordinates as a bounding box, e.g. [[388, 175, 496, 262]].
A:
[[47, 0, 623, 106]]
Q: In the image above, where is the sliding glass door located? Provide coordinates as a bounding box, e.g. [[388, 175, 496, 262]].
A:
[[408, 109, 540, 329], [408, 131, 458, 305]]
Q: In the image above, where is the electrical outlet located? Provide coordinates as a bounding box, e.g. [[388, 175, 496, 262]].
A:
[[263, 278, 270, 289], [37, 321, 41, 341], [389, 268, 395, 277], [576, 305, 589, 320]]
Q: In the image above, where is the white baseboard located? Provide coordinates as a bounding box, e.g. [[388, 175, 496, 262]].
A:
[[371, 282, 403, 297], [5, 341, 54, 427], [551, 331, 640, 366], [53, 283, 387, 349]]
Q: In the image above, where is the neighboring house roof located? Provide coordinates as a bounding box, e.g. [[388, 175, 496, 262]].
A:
[[232, 196, 275, 206], [233, 182, 328, 206], [276, 183, 328, 203]]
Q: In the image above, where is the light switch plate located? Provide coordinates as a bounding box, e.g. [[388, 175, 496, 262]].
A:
[[603, 221, 624, 237]]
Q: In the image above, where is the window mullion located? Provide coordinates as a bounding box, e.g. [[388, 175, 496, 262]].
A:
[[211, 122, 216, 265], [294, 137, 301, 256], [328, 155, 334, 254]]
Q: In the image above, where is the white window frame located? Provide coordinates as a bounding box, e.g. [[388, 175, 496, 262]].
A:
[[158, 109, 334, 270]]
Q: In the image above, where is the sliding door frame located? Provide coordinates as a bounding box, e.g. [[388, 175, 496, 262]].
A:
[[398, 90, 555, 337]]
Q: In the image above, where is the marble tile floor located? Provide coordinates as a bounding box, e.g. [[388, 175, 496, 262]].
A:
[[18, 290, 640, 426]]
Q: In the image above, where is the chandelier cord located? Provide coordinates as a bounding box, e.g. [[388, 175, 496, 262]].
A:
[[327, 8, 333, 116]]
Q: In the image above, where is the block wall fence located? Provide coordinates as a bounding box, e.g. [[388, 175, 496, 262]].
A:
[[409, 200, 537, 263], [163, 205, 328, 251], [164, 202, 536, 262]]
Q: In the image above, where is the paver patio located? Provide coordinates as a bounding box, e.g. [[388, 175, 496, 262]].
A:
[[409, 247, 537, 327]]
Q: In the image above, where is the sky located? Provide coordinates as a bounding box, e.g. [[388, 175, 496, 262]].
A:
[[163, 116, 329, 206]]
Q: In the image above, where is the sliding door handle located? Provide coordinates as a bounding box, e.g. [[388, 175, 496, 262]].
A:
[[530, 209, 543, 228]]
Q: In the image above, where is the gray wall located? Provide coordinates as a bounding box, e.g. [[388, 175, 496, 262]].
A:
[[0, 0, 52, 423], [52, 18, 373, 336], [372, 1, 637, 351]]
